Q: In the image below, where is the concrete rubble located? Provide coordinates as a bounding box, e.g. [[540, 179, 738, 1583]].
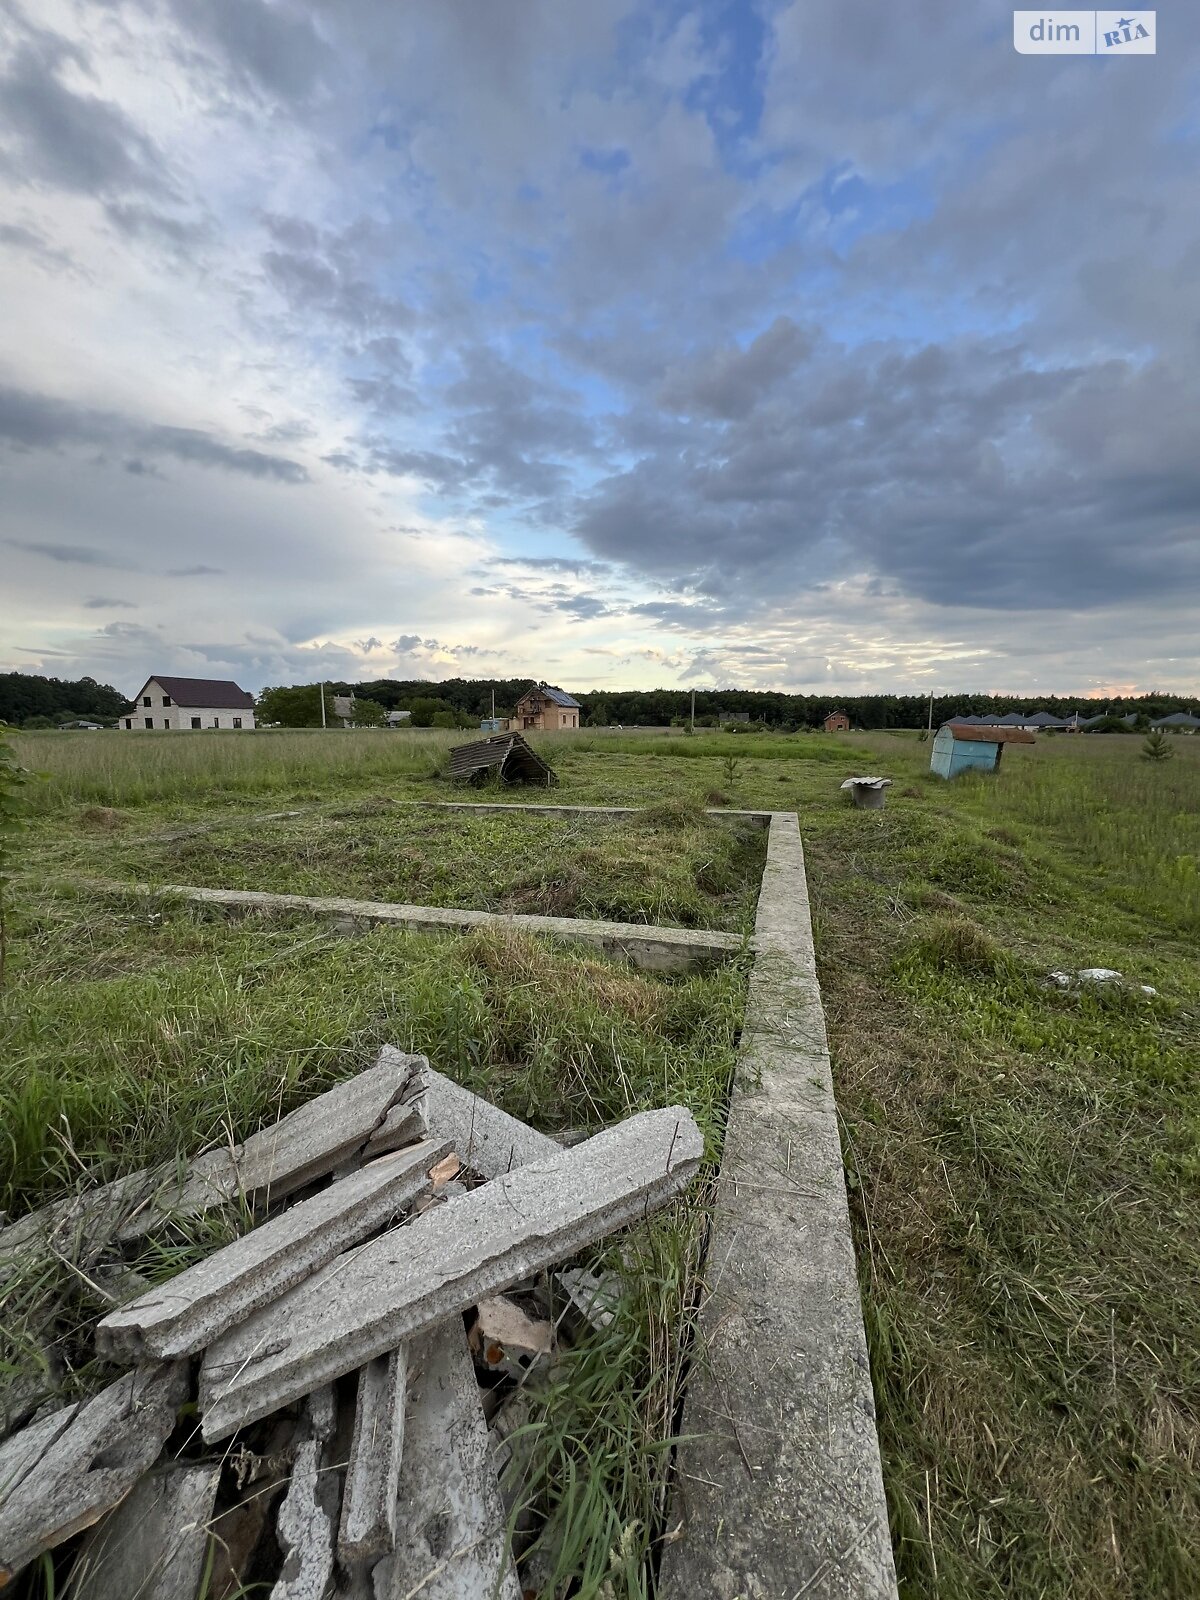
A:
[[199, 1105, 702, 1438], [96, 1137, 453, 1361], [0, 1048, 703, 1597]]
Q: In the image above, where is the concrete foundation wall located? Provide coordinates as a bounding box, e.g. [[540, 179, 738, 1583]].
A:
[[661, 813, 897, 1600]]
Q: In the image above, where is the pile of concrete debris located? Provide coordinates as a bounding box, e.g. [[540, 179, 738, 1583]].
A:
[[0, 1049, 701, 1597]]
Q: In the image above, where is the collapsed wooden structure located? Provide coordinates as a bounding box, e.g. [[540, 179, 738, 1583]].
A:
[[0, 1051, 697, 1597], [447, 731, 558, 786]]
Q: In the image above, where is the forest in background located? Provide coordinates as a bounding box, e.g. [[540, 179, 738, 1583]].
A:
[[3, 670, 1197, 730]]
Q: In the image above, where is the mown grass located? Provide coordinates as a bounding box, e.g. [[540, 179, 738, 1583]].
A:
[[4, 726, 1198, 1598], [27, 797, 764, 933]]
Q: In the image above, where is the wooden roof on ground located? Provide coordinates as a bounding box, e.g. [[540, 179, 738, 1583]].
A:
[[447, 731, 559, 785], [944, 723, 1036, 745]]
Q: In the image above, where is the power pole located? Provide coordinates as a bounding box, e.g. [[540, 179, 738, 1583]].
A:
[[927, 691, 934, 736], [690, 690, 695, 732], [320, 682, 327, 730]]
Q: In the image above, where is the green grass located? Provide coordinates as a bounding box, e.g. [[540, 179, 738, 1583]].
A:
[[3, 726, 1199, 1598], [25, 796, 765, 934]]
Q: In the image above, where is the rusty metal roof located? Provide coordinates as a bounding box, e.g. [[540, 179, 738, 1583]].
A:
[[945, 723, 1036, 745]]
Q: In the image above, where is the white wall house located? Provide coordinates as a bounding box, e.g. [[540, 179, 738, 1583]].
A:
[[118, 676, 256, 731]]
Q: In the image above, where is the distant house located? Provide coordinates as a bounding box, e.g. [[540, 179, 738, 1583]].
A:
[[1151, 712, 1200, 732], [331, 693, 355, 729], [385, 709, 412, 727], [59, 720, 104, 731], [508, 683, 580, 732], [823, 710, 850, 733], [1079, 713, 1138, 732], [118, 676, 255, 731]]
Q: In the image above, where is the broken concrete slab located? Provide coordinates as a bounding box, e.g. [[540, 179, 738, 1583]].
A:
[[556, 1265, 621, 1332], [97, 1138, 453, 1362], [0, 1402, 79, 1499], [68, 1461, 219, 1600], [661, 813, 898, 1600], [361, 1062, 429, 1160], [373, 1325, 520, 1600], [424, 1067, 560, 1178], [338, 1349, 406, 1565], [468, 1296, 553, 1380], [200, 1106, 702, 1440], [103, 882, 747, 973], [150, 1051, 428, 1228], [271, 1391, 339, 1600], [0, 1363, 188, 1584], [0, 1054, 428, 1268]]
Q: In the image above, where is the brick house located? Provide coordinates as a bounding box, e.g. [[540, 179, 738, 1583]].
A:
[[118, 675, 256, 731], [823, 709, 850, 732], [508, 683, 581, 732]]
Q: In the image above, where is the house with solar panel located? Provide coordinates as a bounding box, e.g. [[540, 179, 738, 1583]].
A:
[[118, 675, 256, 731], [508, 682, 581, 732]]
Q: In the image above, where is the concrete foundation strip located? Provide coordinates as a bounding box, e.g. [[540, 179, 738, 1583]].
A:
[[89, 880, 749, 973], [199, 1106, 703, 1439], [660, 813, 899, 1600]]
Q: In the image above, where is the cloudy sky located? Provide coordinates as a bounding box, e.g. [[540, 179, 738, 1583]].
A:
[[1, 1, 1197, 699]]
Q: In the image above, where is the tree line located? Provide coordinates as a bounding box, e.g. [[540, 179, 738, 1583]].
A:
[[4, 671, 1197, 730], [0, 673, 129, 727], [268, 679, 1200, 730]]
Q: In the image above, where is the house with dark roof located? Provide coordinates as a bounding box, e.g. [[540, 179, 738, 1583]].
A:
[[1151, 711, 1200, 732], [118, 675, 256, 731], [508, 682, 581, 732]]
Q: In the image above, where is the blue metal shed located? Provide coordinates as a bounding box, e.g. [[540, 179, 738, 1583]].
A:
[[931, 722, 1035, 778]]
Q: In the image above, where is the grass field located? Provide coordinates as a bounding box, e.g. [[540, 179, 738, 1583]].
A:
[[31, 796, 765, 932], [3, 726, 1198, 1598]]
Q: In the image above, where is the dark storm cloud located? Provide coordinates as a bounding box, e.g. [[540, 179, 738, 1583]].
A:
[[6, 539, 122, 567], [0, 31, 167, 198], [657, 317, 813, 420], [84, 596, 137, 608], [0, 385, 308, 483], [167, 565, 224, 576], [575, 333, 1200, 612], [261, 217, 415, 337], [164, 0, 329, 104]]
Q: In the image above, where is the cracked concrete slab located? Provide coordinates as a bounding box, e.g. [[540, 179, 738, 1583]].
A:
[[373, 1324, 520, 1600]]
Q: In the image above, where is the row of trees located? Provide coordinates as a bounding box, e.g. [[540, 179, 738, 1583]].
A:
[[0, 673, 129, 727], [5, 671, 1198, 731]]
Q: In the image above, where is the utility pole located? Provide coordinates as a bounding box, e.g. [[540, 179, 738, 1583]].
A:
[[927, 691, 934, 737], [690, 690, 695, 732], [320, 682, 326, 730]]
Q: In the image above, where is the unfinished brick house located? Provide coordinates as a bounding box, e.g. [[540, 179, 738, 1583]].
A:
[[823, 709, 850, 732], [508, 683, 581, 732]]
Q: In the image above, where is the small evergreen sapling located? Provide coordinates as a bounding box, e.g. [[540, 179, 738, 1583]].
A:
[[1141, 729, 1173, 763]]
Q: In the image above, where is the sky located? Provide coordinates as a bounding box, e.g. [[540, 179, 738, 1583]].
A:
[[1, 0, 1198, 701]]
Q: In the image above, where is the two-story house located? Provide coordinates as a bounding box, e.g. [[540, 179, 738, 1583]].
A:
[[508, 683, 581, 732], [119, 676, 256, 731]]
